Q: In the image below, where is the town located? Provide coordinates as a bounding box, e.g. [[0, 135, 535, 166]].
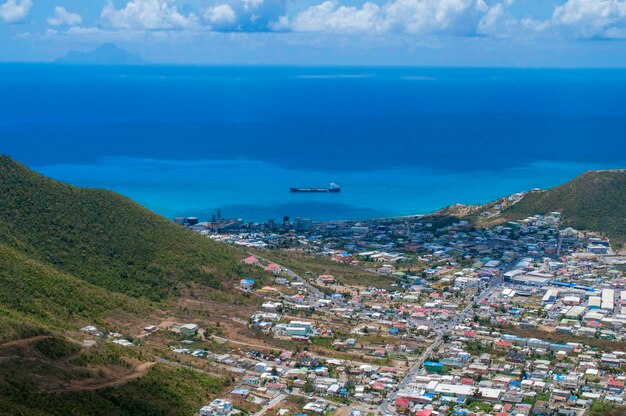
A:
[[82, 206, 626, 416]]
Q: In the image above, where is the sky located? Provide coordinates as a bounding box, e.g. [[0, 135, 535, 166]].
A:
[[2, 0, 626, 65]]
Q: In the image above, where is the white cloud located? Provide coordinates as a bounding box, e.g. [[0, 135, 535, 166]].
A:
[[204, 4, 236, 25], [279, 0, 511, 36], [203, 0, 286, 31], [47, 6, 82, 26], [284, 1, 383, 33], [101, 0, 196, 30], [0, 0, 32, 23], [551, 0, 626, 38]]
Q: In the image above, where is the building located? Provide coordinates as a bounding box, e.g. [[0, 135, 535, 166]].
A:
[[199, 399, 232, 416], [601, 289, 615, 312], [319, 275, 336, 285], [424, 361, 444, 374], [180, 323, 198, 337], [543, 290, 558, 303], [510, 274, 550, 287], [243, 256, 260, 265], [240, 279, 255, 291], [285, 321, 313, 337]]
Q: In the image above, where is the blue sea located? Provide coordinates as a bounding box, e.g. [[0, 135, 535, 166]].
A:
[[1, 64, 626, 221]]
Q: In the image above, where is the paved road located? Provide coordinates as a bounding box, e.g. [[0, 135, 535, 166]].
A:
[[256, 250, 504, 415], [254, 393, 288, 416], [378, 285, 498, 415], [251, 252, 348, 307]]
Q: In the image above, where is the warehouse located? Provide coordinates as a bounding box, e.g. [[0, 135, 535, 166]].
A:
[[542, 289, 558, 303], [588, 296, 602, 310], [510, 274, 550, 287], [602, 289, 615, 312]]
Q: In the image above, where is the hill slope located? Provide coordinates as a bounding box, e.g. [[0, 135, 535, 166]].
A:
[[0, 155, 256, 414], [500, 170, 626, 247], [425, 169, 626, 249], [0, 155, 254, 303]]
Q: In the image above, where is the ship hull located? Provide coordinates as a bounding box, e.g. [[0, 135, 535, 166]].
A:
[[290, 188, 340, 193]]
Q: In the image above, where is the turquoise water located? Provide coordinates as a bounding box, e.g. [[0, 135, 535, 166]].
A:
[[2, 65, 626, 221], [35, 158, 622, 221]]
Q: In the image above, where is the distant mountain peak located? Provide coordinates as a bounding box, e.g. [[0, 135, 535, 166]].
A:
[[54, 43, 146, 65]]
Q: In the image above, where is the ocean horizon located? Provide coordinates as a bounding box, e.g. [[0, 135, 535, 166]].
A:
[[2, 64, 626, 222]]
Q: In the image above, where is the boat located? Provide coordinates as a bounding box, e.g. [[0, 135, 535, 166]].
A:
[[290, 182, 341, 193]]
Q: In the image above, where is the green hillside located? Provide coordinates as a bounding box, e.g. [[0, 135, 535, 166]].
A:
[[0, 155, 259, 415], [0, 155, 255, 302], [0, 243, 147, 333], [0, 364, 230, 416], [500, 170, 626, 248]]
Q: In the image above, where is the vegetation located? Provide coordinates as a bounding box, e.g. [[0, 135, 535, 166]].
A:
[[33, 337, 81, 360], [0, 365, 230, 416], [251, 248, 394, 289], [0, 242, 147, 330], [0, 155, 261, 415], [0, 155, 264, 303], [424, 170, 626, 249], [500, 170, 626, 249], [589, 401, 626, 416], [0, 155, 270, 335]]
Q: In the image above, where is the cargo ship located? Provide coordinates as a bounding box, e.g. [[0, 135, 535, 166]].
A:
[[290, 182, 341, 193]]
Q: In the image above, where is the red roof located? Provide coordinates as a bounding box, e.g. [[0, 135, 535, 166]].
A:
[[243, 255, 259, 264], [395, 397, 410, 406], [416, 410, 432, 416]]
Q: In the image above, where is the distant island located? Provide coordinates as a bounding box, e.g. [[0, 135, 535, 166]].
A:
[[54, 43, 146, 65]]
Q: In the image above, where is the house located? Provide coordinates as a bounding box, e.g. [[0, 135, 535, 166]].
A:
[[243, 255, 260, 265], [319, 275, 336, 285], [495, 340, 514, 351], [243, 375, 261, 386], [240, 279, 255, 291], [199, 399, 232, 416], [265, 263, 282, 274], [230, 388, 250, 398], [179, 323, 198, 337], [303, 402, 328, 414], [373, 348, 386, 357], [285, 321, 313, 337], [261, 301, 282, 312], [424, 362, 444, 374]]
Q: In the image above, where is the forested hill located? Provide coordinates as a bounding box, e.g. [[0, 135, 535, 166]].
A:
[[0, 154, 257, 306]]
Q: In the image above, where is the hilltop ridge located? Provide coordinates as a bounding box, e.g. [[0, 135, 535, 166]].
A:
[[424, 169, 626, 249]]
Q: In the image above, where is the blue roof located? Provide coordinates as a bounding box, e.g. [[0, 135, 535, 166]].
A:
[[231, 388, 249, 394], [425, 361, 443, 367]]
